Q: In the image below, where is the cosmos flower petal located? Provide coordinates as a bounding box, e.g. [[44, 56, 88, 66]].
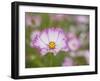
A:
[[40, 29, 49, 44], [54, 28, 65, 41], [31, 31, 40, 41], [40, 48, 48, 56], [33, 37, 48, 49], [30, 31, 40, 48], [56, 40, 66, 49], [56, 31, 67, 49], [56, 31, 66, 42], [47, 28, 56, 41]]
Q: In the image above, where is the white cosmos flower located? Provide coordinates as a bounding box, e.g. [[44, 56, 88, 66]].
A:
[[31, 28, 68, 55]]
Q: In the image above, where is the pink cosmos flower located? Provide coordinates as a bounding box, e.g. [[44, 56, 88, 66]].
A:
[[66, 33, 80, 51], [31, 28, 68, 55], [25, 14, 41, 27], [75, 15, 89, 24], [62, 58, 74, 66]]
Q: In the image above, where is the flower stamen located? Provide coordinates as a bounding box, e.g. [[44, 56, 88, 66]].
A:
[[49, 41, 56, 49]]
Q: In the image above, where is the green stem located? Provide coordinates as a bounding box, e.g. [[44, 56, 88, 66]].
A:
[[49, 53, 53, 66]]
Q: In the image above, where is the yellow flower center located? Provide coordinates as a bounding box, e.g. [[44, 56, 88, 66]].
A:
[[49, 41, 56, 49]]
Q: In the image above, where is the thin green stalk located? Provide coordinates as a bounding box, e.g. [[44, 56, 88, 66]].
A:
[[49, 53, 53, 66]]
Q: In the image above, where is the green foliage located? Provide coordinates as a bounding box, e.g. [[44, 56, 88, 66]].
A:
[[74, 56, 88, 65]]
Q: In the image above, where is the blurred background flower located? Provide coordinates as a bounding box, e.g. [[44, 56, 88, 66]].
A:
[[66, 32, 80, 51], [75, 15, 89, 24], [25, 13, 41, 28], [62, 57, 74, 66]]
